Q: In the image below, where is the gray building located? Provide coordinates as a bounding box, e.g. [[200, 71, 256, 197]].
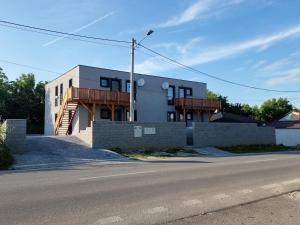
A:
[[44, 65, 221, 135]]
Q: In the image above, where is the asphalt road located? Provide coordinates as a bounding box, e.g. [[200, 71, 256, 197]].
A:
[[1, 153, 300, 225]]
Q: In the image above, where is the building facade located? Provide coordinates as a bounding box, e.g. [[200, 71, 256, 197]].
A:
[[44, 65, 221, 135]]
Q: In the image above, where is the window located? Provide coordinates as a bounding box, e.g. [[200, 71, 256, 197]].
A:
[[178, 87, 193, 98], [55, 86, 58, 107], [100, 77, 110, 87], [69, 79, 73, 88], [54, 113, 58, 122], [126, 110, 137, 121], [186, 112, 193, 120], [167, 112, 176, 122], [186, 88, 193, 97], [167, 85, 175, 105], [179, 87, 185, 98], [111, 79, 121, 91], [126, 80, 137, 100], [100, 109, 111, 119], [59, 83, 63, 105]]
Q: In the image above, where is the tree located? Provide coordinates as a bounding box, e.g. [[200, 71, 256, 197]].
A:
[[0, 67, 11, 120], [259, 98, 293, 122], [2, 71, 46, 134]]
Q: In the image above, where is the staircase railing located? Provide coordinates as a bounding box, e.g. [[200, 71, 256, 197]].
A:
[[54, 88, 72, 135]]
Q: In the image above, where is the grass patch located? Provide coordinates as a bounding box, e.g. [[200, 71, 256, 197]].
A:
[[219, 144, 300, 154], [109, 147, 202, 160], [0, 144, 14, 170]]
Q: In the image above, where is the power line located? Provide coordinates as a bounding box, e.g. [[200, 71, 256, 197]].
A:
[[0, 23, 130, 49], [0, 19, 131, 44], [0, 59, 60, 74], [138, 43, 300, 93]]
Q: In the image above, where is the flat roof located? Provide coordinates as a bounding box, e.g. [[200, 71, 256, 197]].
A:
[[46, 64, 206, 86]]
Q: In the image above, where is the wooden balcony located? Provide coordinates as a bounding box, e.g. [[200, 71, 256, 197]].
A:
[[175, 98, 221, 111], [66, 87, 130, 106]]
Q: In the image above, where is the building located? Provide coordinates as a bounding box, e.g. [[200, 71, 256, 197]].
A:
[[267, 111, 300, 146], [210, 112, 258, 124], [44, 65, 221, 135]]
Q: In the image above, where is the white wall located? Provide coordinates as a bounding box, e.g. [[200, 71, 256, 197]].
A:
[[44, 66, 80, 135], [276, 129, 300, 146]]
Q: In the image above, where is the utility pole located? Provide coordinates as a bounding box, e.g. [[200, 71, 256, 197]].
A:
[[129, 30, 154, 122], [129, 38, 135, 122]]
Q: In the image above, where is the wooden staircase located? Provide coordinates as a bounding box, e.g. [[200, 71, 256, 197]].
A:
[[55, 89, 78, 136]]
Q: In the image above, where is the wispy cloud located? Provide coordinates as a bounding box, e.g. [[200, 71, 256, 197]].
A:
[[135, 24, 300, 74], [43, 11, 116, 47], [157, 0, 246, 28], [266, 68, 300, 86]]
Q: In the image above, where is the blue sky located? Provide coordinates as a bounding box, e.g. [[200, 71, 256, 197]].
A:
[[1, 0, 300, 106]]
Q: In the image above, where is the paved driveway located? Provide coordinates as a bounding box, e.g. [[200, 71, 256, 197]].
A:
[[13, 135, 128, 169]]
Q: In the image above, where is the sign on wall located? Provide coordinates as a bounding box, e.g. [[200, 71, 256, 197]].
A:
[[144, 127, 156, 135], [134, 126, 142, 137]]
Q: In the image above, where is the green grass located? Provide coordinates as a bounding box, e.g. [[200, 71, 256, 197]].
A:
[[110, 147, 202, 160], [219, 144, 300, 154]]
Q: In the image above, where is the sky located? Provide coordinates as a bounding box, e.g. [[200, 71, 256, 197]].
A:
[[1, 0, 300, 106]]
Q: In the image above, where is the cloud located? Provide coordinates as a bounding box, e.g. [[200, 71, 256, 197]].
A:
[[135, 24, 300, 74], [266, 68, 300, 86], [158, 0, 246, 28], [43, 11, 116, 47]]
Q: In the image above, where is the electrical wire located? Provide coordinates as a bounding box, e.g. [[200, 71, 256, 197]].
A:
[[0, 20, 130, 44], [138, 43, 300, 93], [0, 23, 130, 49]]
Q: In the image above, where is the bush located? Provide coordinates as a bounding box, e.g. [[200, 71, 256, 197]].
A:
[[0, 144, 14, 170]]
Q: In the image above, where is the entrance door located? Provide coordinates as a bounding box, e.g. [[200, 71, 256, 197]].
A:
[[111, 79, 121, 92]]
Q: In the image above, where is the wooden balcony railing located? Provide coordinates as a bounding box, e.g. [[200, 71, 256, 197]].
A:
[[67, 87, 130, 106], [175, 98, 221, 110]]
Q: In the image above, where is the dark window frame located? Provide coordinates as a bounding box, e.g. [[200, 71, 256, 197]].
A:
[[126, 80, 137, 100], [167, 85, 175, 105], [55, 86, 58, 107], [100, 108, 111, 119], [178, 87, 193, 98], [126, 110, 137, 121], [100, 77, 110, 88], [110, 78, 121, 92], [167, 111, 176, 122], [69, 79, 73, 88]]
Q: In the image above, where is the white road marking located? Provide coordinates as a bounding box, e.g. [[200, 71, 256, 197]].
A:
[[183, 199, 202, 206], [238, 189, 253, 194], [213, 193, 230, 200], [282, 178, 300, 185], [260, 183, 281, 190], [95, 216, 123, 225], [79, 170, 157, 181], [146, 206, 168, 214], [245, 158, 277, 163]]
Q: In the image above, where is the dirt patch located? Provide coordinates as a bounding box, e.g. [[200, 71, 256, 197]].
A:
[[286, 191, 300, 200]]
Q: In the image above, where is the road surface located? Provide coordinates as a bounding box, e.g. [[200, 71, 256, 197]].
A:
[[1, 153, 300, 225]]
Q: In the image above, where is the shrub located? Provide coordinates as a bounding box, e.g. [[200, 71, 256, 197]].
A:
[[0, 124, 14, 169], [0, 144, 14, 169]]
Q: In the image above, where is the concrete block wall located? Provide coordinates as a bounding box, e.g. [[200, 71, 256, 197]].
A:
[[1, 119, 27, 153], [193, 122, 276, 147], [91, 121, 186, 150]]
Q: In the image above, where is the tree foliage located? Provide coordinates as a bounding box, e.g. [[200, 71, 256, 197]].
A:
[[208, 90, 293, 122], [0, 68, 46, 133]]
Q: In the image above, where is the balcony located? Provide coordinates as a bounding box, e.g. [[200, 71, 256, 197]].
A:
[[175, 98, 221, 111], [66, 87, 130, 106]]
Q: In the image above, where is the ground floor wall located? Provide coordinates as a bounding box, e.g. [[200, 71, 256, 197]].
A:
[[193, 122, 276, 147], [1, 119, 26, 154], [87, 121, 186, 150], [275, 129, 300, 146]]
